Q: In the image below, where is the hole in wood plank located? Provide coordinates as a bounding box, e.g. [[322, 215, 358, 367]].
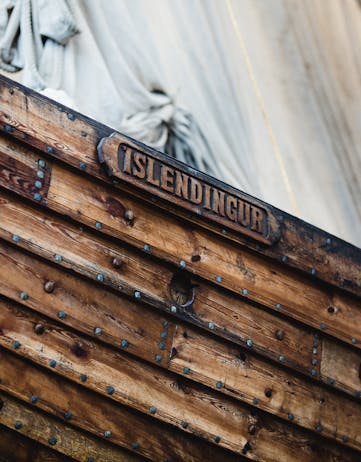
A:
[[170, 272, 195, 307], [191, 255, 201, 262], [327, 306, 336, 314]]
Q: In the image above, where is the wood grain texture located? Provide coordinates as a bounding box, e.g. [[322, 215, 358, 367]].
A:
[[0, 424, 74, 462], [0, 240, 360, 448], [0, 392, 142, 462], [0, 74, 360, 300], [0, 192, 335, 384], [0, 350, 240, 462], [0, 301, 359, 462], [0, 135, 359, 352]]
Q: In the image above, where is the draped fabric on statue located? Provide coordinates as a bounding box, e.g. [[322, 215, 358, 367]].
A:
[[0, 0, 360, 246]]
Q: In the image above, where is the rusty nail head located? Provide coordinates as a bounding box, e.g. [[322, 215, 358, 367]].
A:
[[44, 280, 55, 293], [34, 323, 45, 335], [275, 329, 284, 340]]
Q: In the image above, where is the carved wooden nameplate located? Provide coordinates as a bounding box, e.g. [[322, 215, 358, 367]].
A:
[[97, 133, 280, 245]]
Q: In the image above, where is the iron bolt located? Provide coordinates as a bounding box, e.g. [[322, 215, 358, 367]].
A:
[[44, 280, 55, 293]]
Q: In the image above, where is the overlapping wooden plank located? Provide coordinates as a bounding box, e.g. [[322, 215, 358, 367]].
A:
[[0, 239, 360, 446], [0, 191, 325, 381], [0, 74, 360, 299], [0, 424, 74, 462], [0, 392, 142, 462], [0, 134, 359, 351], [169, 326, 361, 450], [0, 301, 359, 462], [321, 339, 361, 399], [0, 350, 240, 462]]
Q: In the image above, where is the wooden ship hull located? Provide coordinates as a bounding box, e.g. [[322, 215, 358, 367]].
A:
[[0, 74, 360, 461]]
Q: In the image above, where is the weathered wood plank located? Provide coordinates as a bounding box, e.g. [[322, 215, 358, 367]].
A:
[[0, 424, 74, 462], [321, 339, 361, 399], [0, 135, 359, 351], [0, 74, 360, 299], [0, 239, 360, 446], [0, 191, 327, 381], [0, 302, 359, 462], [0, 392, 142, 462], [0, 350, 240, 462], [169, 326, 361, 450]]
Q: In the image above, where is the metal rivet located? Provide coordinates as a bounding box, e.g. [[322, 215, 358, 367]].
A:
[[79, 162, 86, 170], [95, 221, 102, 230], [316, 424, 322, 433], [326, 238, 332, 245], [111, 257, 122, 269], [216, 381, 222, 389], [311, 369, 317, 376], [44, 280, 55, 293], [64, 411, 72, 420], [246, 339, 253, 348], [179, 260, 186, 268], [37, 170, 45, 179], [329, 377, 335, 385], [34, 323, 45, 335], [161, 331, 168, 339], [276, 303, 281, 311], [67, 113, 75, 121], [279, 355, 285, 363], [311, 358, 317, 366], [159, 342, 166, 350], [163, 321, 169, 328], [320, 323, 326, 330], [208, 322, 215, 330], [121, 339, 129, 348], [104, 430, 111, 438], [351, 338, 357, 345], [48, 437, 57, 445], [311, 268, 317, 276], [37, 159, 46, 169], [221, 229, 227, 235], [31, 395, 38, 404], [54, 254, 62, 262], [215, 275, 222, 283], [171, 305, 177, 313], [20, 291, 28, 300], [134, 291, 141, 299], [143, 244, 150, 252], [288, 413, 294, 421], [155, 354, 162, 363], [33, 193, 42, 201], [86, 458, 94, 462], [132, 442, 139, 450], [12, 234, 20, 243], [96, 274, 104, 282], [181, 421, 188, 429], [248, 424, 256, 435], [80, 374, 87, 382], [124, 209, 134, 221], [183, 367, 190, 374], [342, 435, 349, 443], [281, 255, 287, 263], [12, 340, 20, 349], [9, 88, 14, 95], [253, 398, 259, 405], [150, 406, 157, 415], [106, 386, 114, 395], [275, 329, 284, 340], [49, 359, 56, 368], [94, 327, 102, 335], [313, 340, 319, 348], [242, 288, 248, 296], [214, 436, 221, 443], [46, 146, 53, 154], [14, 421, 22, 429], [264, 388, 272, 398], [4, 124, 13, 132], [58, 311, 66, 319], [35, 180, 42, 189], [312, 348, 318, 355], [354, 390, 360, 398]]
